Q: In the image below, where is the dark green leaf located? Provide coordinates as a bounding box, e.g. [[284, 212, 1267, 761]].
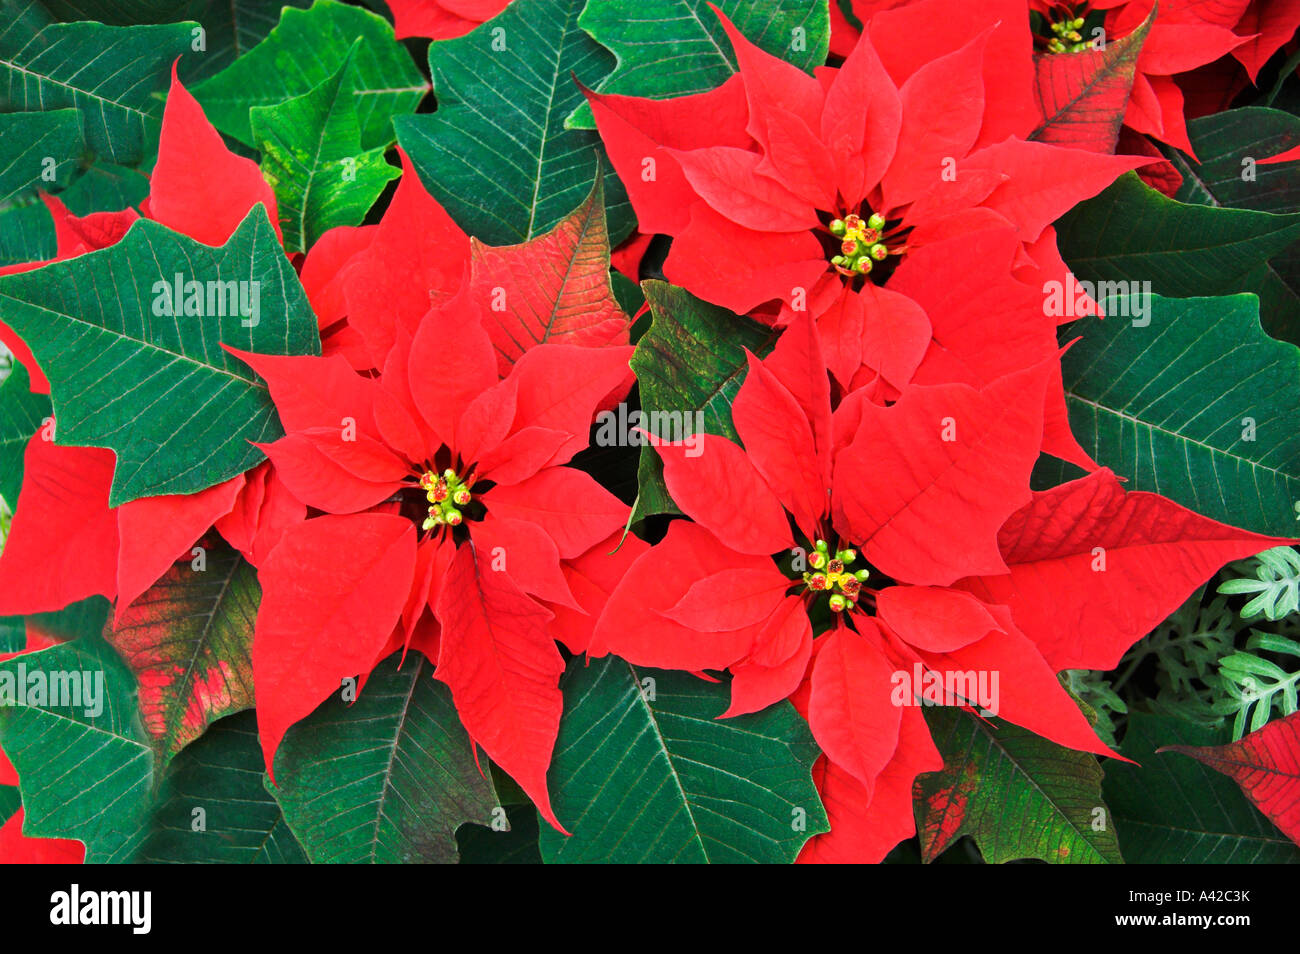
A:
[[1170, 106, 1300, 342], [56, 161, 149, 217], [1056, 172, 1300, 343], [0, 6, 195, 163], [269, 653, 500, 864], [539, 656, 827, 863], [0, 632, 154, 862], [567, 0, 829, 129], [629, 280, 774, 521], [0, 109, 83, 205], [0, 202, 54, 266], [0, 784, 18, 824], [1061, 293, 1300, 537], [1103, 712, 1300, 862], [136, 711, 307, 863], [395, 0, 634, 246], [0, 207, 321, 505], [456, 805, 542, 864]]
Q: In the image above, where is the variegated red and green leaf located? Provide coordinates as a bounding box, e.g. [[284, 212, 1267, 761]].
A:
[[102, 542, 259, 770]]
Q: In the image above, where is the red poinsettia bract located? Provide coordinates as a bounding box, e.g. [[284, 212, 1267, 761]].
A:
[[587, 2, 1142, 385], [239, 276, 634, 828], [0, 66, 300, 624], [590, 313, 1285, 862]]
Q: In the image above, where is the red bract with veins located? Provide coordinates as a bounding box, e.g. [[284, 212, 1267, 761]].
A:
[[0, 67, 301, 623], [382, 0, 512, 40], [238, 276, 636, 829], [841, 0, 1293, 156], [1068, 0, 1249, 156], [1094, 0, 1300, 86], [590, 312, 1288, 862], [586, 3, 1142, 397]]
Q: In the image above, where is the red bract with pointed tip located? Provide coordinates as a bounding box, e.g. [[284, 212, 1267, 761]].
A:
[[847, 0, 1275, 156], [587, 2, 1140, 476], [1093, 0, 1249, 156], [0, 70, 300, 625], [241, 267, 633, 828], [1160, 712, 1300, 846], [593, 312, 1287, 862]]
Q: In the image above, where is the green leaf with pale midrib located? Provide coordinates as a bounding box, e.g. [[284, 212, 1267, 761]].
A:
[[1103, 712, 1300, 862], [1056, 172, 1300, 345], [250, 45, 398, 253], [395, 0, 634, 247], [136, 710, 307, 864], [0, 634, 155, 862], [193, 0, 426, 151], [567, 0, 830, 129], [539, 657, 827, 863], [1169, 107, 1300, 343], [0, 205, 320, 505], [268, 653, 500, 864], [0, 9, 195, 164], [915, 706, 1122, 864], [1060, 292, 1300, 537]]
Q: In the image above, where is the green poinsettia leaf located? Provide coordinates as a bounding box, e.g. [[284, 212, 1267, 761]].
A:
[[186, 0, 316, 84], [0, 206, 321, 505], [0, 109, 83, 204], [914, 706, 1122, 864], [0, 202, 54, 266], [250, 45, 399, 253], [268, 653, 501, 864], [0, 784, 18, 824], [1060, 292, 1300, 537], [34, 0, 314, 83], [1170, 107, 1300, 344], [1056, 172, 1300, 344], [135, 710, 306, 863], [0, 633, 154, 862], [567, 0, 830, 129], [27, 595, 110, 644], [395, 0, 634, 246], [56, 161, 150, 217], [0, 5, 194, 164], [1103, 712, 1300, 862], [102, 543, 258, 772], [629, 280, 775, 522], [193, 0, 426, 150], [456, 805, 542, 864], [539, 657, 827, 863], [0, 358, 50, 509]]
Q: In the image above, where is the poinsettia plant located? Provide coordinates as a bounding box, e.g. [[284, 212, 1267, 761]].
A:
[[0, 0, 1298, 870]]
